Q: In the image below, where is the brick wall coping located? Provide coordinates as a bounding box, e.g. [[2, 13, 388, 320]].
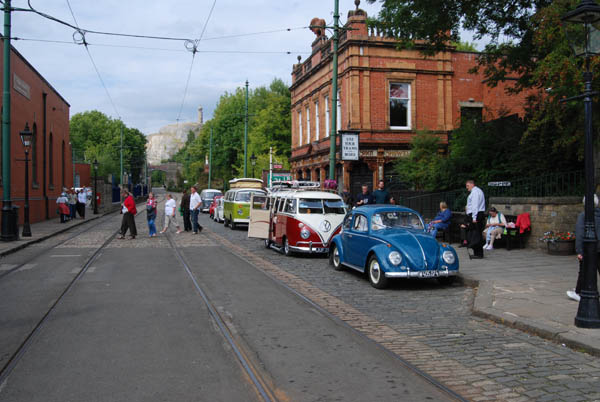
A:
[[490, 196, 581, 205]]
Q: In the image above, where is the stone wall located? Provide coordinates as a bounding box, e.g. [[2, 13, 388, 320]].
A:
[[489, 197, 582, 250]]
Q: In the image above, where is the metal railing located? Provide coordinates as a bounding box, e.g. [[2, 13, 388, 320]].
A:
[[394, 171, 584, 219]]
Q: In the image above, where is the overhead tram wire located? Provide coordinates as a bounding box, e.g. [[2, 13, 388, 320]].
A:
[[9, 37, 307, 54], [64, 0, 121, 120], [175, 0, 217, 124], [26, 0, 307, 47]]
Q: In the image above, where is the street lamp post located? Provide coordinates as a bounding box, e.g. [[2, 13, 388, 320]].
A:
[[93, 159, 98, 215], [562, 0, 600, 328], [19, 123, 33, 237], [250, 153, 257, 178]]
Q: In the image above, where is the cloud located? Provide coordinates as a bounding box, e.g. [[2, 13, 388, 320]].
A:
[[12, 0, 382, 134]]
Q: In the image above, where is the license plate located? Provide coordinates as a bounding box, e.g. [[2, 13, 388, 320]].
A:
[[419, 270, 439, 278]]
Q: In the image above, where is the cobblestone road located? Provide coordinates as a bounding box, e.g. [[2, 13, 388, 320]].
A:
[[197, 213, 600, 402]]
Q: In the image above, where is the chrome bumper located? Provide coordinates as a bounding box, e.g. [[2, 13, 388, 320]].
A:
[[384, 267, 458, 278], [289, 241, 328, 253]]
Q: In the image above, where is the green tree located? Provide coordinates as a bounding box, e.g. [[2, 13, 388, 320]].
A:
[[174, 78, 291, 188], [70, 110, 147, 184], [394, 131, 444, 191]]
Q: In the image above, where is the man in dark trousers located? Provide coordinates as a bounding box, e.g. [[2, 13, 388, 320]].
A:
[[355, 185, 374, 207], [372, 180, 391, 204], [181, 189, 192, 232], [465, 179, 486, 258]]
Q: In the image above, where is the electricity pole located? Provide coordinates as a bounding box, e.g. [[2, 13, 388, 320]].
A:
[[1, 0, 17, 241], [244, 80, 249, 177]]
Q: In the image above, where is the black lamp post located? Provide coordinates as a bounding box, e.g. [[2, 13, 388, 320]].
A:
[[19, 123, 32, 237], [93, 159, 98, 215], [563, 0, 600, 328], [250, 153, 257, 178]]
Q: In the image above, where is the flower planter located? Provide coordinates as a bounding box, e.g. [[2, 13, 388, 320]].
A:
[[547, 240, 575, 256]]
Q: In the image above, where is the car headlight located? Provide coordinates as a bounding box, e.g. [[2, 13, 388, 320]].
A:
[[300, 228, 310, 239], [442, 250, 456, 264], [388, 251, 402, 266]]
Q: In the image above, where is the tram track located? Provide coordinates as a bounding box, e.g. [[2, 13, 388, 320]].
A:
[[163, 231, 279, 402], [0, 198, 159, 386]]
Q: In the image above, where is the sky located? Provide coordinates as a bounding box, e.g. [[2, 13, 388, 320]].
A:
[[10, 0, 385, 135], [12, 1, 484, 136]]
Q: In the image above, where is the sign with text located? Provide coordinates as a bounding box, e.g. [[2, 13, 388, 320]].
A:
[[340, 131, 359, 160], [487, 181, 511, 187]]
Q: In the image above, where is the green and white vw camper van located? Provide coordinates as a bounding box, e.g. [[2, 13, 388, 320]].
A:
[[223, 178, 266, 230]]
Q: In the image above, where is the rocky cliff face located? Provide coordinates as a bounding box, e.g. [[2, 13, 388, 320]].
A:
[[146, 107, 204, 165]]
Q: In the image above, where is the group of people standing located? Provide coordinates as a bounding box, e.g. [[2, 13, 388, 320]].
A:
[[341, 180, 395, 207], [56, 188, 89, 223], [118, 186, 204, 239]]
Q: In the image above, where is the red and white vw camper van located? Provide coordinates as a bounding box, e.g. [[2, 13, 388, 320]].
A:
[[248, 187, 347, 256]]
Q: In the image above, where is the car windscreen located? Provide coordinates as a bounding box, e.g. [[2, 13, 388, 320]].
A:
[[204, 191, 221, 199], [298, 199, 324, 214], [323, 199, 346, 214], [235, 191, 265, 202], [372, 211, 424, 230]]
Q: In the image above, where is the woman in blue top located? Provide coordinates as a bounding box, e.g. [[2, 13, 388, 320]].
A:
[[427, 201, 452, 238]]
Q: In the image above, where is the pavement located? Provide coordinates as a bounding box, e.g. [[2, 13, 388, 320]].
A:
[[2, 211, 600, 358]]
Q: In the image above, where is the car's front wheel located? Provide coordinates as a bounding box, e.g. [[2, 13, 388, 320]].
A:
[[283, 237, 292, 256], [368, 255, 389, 289], [329, 244, 343, 271], [230, 217, 236, 230]]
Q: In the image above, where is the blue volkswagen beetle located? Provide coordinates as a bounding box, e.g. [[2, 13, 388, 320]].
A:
[[329, 205, 459, 289]]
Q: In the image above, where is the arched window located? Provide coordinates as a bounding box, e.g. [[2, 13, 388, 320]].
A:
[[32, 123, 38, 185], [49, 132, 54, 186], [61, 140, 65, 188]]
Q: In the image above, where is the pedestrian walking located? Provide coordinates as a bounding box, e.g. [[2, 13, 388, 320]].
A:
[[68, 188, 77, 220], [76, 188, 87, 219], [190, 186, 203, 234], [181, 189, 192, 232], [147, 192, 157, 237], [118, 189, 137, 239], [567, 194, 600, 302], [56, 192, 70, 223], [161, 194, 182, 234]]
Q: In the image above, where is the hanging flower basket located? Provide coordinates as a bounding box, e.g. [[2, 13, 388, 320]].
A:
[[539, 231, 576, 255]]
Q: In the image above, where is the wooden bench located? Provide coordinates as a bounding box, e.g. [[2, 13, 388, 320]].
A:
[[444, 212, 530, 249]]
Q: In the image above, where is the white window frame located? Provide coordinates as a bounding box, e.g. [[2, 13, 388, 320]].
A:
[[298, 110, 303, 145], [324, 95, 330, 137], [389, 82, 411, 130], [306, 106, 310, 143], [315, 100, 320, 140]]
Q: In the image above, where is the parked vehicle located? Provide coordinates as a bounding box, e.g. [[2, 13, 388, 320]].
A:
[[248, 188, 347, 256], [209, 195, 223, 219], [223, 178, 266, 230], [200, 189, 223, 213], [329, 205, 459, 289], [213, 197, 225, 223]]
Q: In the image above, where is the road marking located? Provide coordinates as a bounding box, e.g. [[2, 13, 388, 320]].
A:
[[0, 264, 17, 271], [17, 264, 36, 271], [50, 254, 82, 257], [71, 266, 96, 274]]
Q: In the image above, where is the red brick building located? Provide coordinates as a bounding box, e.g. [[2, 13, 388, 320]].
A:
[[0, 42, 71, 224], [289, 6, 533, 195]]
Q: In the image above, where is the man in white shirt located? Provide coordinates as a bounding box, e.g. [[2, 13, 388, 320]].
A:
[[161, 194, 181, 234], [189, 186, 203, 234], [77, 188, 88, 219], [465, 180, 486, 258]]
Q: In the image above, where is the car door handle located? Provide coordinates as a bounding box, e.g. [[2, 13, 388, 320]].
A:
[[348, 234, 353, 238]]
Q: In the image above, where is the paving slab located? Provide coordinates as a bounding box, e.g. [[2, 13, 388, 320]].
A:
[[457, 246, 600, 356]]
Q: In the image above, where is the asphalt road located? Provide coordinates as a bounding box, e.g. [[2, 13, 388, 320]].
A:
[[0, 196, 454, 401]]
